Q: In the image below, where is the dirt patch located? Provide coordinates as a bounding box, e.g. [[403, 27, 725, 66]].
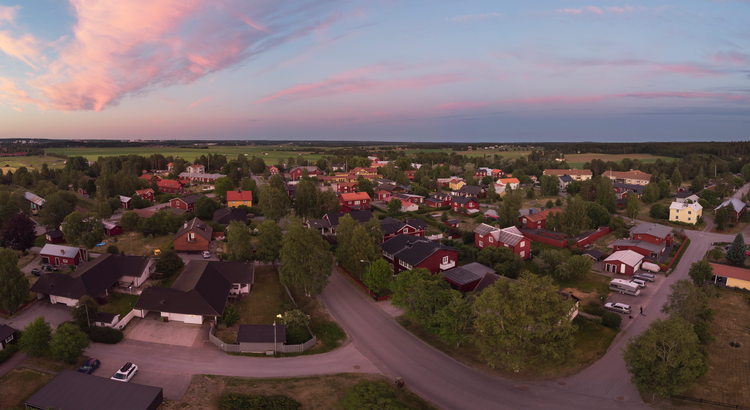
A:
[[0, 367, 55, 409], [160, 373, 436, 410], [681, 288, 750, 406]]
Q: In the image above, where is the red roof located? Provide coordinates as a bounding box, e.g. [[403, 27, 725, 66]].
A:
[[339, 192, 370, 201], [524, 208, 558, 223], [227, 190, 252, 201], [135, 188, 154, 195], [157, 179, 184, 189], [710, 263, 750, 282]]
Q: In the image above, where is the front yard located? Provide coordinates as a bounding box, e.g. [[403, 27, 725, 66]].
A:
[[0, 368, 54, 410], [92, 232, 174, 257]]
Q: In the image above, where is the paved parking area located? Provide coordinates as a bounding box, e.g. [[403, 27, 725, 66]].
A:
[[606, 272, 664, 328], [92, 361, 192, 400], [0, 300, 72, 329], [124, 317, 204, 347]]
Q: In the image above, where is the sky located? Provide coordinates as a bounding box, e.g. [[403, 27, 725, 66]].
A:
[[0, 0, 749, 142]]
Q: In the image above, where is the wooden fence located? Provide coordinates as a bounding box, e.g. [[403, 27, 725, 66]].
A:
[[208, 322, 316, 354], [672, 395, 750, 410]]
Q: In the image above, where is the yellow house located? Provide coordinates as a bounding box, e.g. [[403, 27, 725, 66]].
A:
[[669, 201, 702, 224], [449, 178, 466, 191], [710, 263, 750, 290], [227, 190, 253, 208]]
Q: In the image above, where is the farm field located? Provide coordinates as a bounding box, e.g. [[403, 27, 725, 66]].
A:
[[1, 155, 66, 173]]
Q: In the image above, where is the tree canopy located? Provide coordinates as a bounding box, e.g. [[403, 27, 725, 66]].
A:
[[279, 219, 333, 297], [0, 248, 29, 315]]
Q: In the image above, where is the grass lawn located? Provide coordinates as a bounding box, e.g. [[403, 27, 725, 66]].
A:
[[17, 251, 39, 268], [711, 220, 749, 235], [680, 288, 750, 407], [0, 368, 55, 410], [0, 155, 66, 173], [161, 373, 437, 410], [592, 232, 616, 254], [99, 293, 140, 318], [101, 233, 174, 257], [22, 355, 89, 373], [572, 319, 619, 369]]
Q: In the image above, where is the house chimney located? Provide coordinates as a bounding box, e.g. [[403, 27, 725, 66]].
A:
[[184, 222, 188, 229], [541, 206, 545, 211], [529, 209, 534, 215], [60, 250, 64, 255]]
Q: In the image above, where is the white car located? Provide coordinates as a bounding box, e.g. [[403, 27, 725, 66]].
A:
[[630, 279, 647, 288], [111, 362, 138, 382], [201, 251, 211, 259], [604, 302, 631, 314]]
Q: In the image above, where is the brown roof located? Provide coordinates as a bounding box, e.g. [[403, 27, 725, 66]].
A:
[[523, 208, 559, 223], [175, 217, 213, 241], [603, 170, 652, 180], [544, 169, 592, 177], [710, 263, 750, 282]]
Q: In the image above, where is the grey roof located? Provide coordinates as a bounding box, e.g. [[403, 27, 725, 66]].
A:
[[135, 261, 232, 316], [628, 223, 673, 239], [559, 175, 573, 183], [24, 191, 45, 206], [583, 249, 604, 261], [611, 239, 664, 254], [325, 210, 374, 227], [306, 219, 331, 229], [458, 185, 484, 196], [174, 193, 205, 205], [45, 229, 63, 239], [237, 324, 286, 344], [716, 197, 746, 213], [380, 217, 428, 235], [178, 172, 225, 179], [213, 207, 248, 226], [0, 324, 15, 341], [473, 272, 501, 294], [442, 263, 494, 286], [474, 223, 497, 236], [519, 207, 540, 217], [496, 226, 525, 246], [380, 234, 457, 267], [119, 195, 131, 202], [452, 196, 477, 205], [675, 190, 695, 199], [24, 369, 163, 410], [290, 166, 321, 173], [95, 312, 118, 324], [613, 183, 644, 194], [31, 253, 151, 300], [213, 261, 255, 284], [40, 244, 82, 258], [175, 217, 213, 242]]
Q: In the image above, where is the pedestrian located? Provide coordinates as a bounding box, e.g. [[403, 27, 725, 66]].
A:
[[640, 306, 643, 315]]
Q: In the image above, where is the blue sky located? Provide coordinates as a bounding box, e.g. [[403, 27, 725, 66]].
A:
[[0, 0, 748, 141]]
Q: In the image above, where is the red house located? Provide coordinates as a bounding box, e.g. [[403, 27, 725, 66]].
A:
[[375, 190, 391, 202], [170, 193, 205, 213], [119, 195, 132, 210], [380, 217, 428, 242], [405, 170, 416, 181], [603, 250, 644, 276], [290, 166, 322, 181], [77, 188, 87, 195], [715, 198, 746, 221], [158, 179, 186, 194], [628, 223, 673, 247], [103, 220, 122, 237], [140, 174, 162, 183], [44, 229, 64, 244], [474, 224, 531, 260], [380, 234, 458, 275], [336, 182, 358, 194], [269, 166, 279, 175], [425, 193, 452, 208], [339, 192, 371, 212], [451, 197, 479, 215], [519, 208, 557, 229], [40, 244, 87, 267], [134, 188, 155, 202]]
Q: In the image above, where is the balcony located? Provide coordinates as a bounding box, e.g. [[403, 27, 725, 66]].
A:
[[440, 260, 456, 270]]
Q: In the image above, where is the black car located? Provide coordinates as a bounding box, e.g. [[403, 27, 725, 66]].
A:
[[31, 268, 42, 276], [77, 358, 101, 374], [41, 264, 58, 272]]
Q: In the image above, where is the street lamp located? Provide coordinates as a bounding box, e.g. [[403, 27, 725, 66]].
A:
[[360, 259, 371, 282], [130, 233, 134, 255], [274, 313, 283, 355]]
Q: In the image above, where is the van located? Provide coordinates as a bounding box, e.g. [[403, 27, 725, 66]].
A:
[[609, 279, 641, 296]]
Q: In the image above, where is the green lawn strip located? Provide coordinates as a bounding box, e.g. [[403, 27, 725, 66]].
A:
[[668, 238, 691, 273], [0, 368, 55, 410], [99, 293, 140, 318]]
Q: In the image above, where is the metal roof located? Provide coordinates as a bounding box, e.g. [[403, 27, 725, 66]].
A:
[[237, 324, 286, 344], [628, 223, 673, 239], [716, 198, 746, 213], [24, 191, 45, 206], [604, 250, 645, 266], [611, 239, 664, 253], [442, 263, 495, 286], [40, 244, 82, 258], [175, 217, 213, 242]]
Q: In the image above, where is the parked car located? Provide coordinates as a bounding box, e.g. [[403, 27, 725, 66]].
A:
[[201, 251, 211, 259], [633, 273, 655, 282], [111, 362, 138, 382], [77, 358, 101, 374], [604, 302, 632, 314], [630, 278, 647, 288], [710, 275, 725, 283], [31, 268, 42, 276], [41, 264, 58, 272]]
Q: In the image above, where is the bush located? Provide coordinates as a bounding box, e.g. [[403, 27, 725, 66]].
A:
[[86, 326, 124, 344], [601, 312, 623, 329], [582, 303, 606, 316], [219, 393, 301, 410], [0, 344, 18, 364], [342, 380, 405, 410], [105, 244, 119, 254]]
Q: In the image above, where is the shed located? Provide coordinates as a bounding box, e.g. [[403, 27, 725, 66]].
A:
[[603, 250, 644, 276], [583, 249, 604, 261], [710, 263, 750, 290], [441, 263, 495, 292], [236, 324, 287, 353], [94, 312, 120, 328], [0, 324, 16, 350]]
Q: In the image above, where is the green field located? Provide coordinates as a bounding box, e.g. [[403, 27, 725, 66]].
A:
[[1, 155, 66, 172]]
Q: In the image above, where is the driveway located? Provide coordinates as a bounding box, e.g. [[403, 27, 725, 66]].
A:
[[0, 300, 72, 330], [124, 316, 206, 347], [91, 356, 193, 401]]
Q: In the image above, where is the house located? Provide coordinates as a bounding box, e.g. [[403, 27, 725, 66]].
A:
[[102, 220, 122, 237], [227, 189, 253, 208], [474, 224, 531, 260], [44, 229, 64, 244], [94, 312, 120, 328], [139, 174, 161, 184], [519, 208, 558, 229], [186, 164, 206, 174], [496, 178, 520, 190], [380, 234, 458, 275], [290, 166, 322, 180], [135, 260, 253, 323], [351, 167, 378, 177], [629, 223, 673, 246], [305, 210, 375, 236], [558, 175, 573, 191], [0, 324, 16, 351], [613, 183, 644, 200], [675, 190, 699, 204], [178, 172, 225, 184], [32, 253, 156, 306], [610, 239, 666, 259], [134, 188, 155, 202], [339, 192, 371, 212], [543, 169, 592, 181], [119, 195, 132, 210], [170, 193, 205, 213], [77, 187, 87, 195], [603, 250, 644, 276], [405, 170, 417, 180], [167, 162, 174, 171], [380, 217, 427, 242], [441, 262, 495, 292], [448, 177, 466, 191], [455, 185, 486, 198], [603, 170, 651, 186], [213, 207, 248, 226], [24, 370, 163, 410], [445, 218, 459, 228], [709, 263, 750, 290], [670, 202, 703, 225], [24, 191, 45, 211], [491, 169, 505, 178], [39, 244, 87, 267], [174, 217, 213, 252], [484, 209, 498, 220], [393, 193, 425, 205], [451, 197, 479, 215], [235, 324, 286, 353], [715, 197, 746, 220], [157, 179, 185, 194], [425, 193, 452, 208], [471, 272, 580, 319], [269, 166, 279, 175], [399, 200, 419, 212], [336, 182, 358, 194], [583, 249, 604, 261], [374, 190, 392, 202]]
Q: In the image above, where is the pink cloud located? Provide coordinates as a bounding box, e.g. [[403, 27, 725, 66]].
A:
[[557, 8, 583, 15], [185, 96, 213, 110], [0, 77, 42, 107], [605, 6, 635, 14], [653, 63, 726, 77], [713, 51, 750, 66], [501, 95, 607, 104], [617, 92, 750, 103], [12, 107, 22, 112], [436, 101, 493, 110], [0, 30, 43, 69], [584, 6, 604, 15], [0, 5, 19, 23]]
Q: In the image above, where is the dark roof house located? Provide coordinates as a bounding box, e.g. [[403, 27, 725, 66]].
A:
[[237, 324, 286, 344], [380, 235, 457, 268], [213, 207, 248, 226], [441, 262, 495, 291]]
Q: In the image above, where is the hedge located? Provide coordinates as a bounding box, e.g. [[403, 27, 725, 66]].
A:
[[601, 312, 623, 329], [219, 393, 301, 410], [581, 303, 606, 317], [86, 326, 124, 344], [0, 344, 18, 364]]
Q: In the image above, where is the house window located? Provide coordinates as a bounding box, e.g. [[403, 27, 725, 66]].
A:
[[355, 200, 360, 205], [688, 211, 692, 215], [188, 232, 195, 242], [520, 251, 525, 258], [5, 334, 13, 344], [442, 256, 449, 264], [688, 217, 691, 221], [489, 237, 493, 243], [479, 241, 483, 247], [520, 241, 525, 247]]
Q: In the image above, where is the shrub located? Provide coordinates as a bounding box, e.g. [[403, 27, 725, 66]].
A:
[[342, 380, 406, 410], [219, 305, 240, 327], [601, 312, 623, 329], [86, 326, 124, 344], [105, 244, 119, 254], [0, 344, 18, 364], [582, 303, 606, 316], [219, 393, 301, 410]]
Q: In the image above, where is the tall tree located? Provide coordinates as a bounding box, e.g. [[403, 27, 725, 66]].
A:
[[0, 212, 37, 251], [318, 189, 341, 216], [155, 250, 184, 278], [195, 196, 221, 220], [50, 322, 90, 364], [641, 183, 660, 204], [18, 316, 52, 358], [61, 211, 104, 249], [595, 177, 617, 213], [255, 219, 283, 266], [213, 177, 235, 202], [687, 259, 713, 285], [726, 233, 747, 266], [72, 295, 99, 328], [357, 177, 375, 197], [0, 248, 29, 315], [626, 193, 640, 221], [436, 293, 476, 348], [336, 214, 380, 279], [559, 255, 594, 281], [623, 316, 707, 400], [362, 258, 392, 294], [473, 272, 576, 372], [391, 268, 454, 334], [226, 220, 254, 261], [714, 205, 728, 231], [387, 198, 402, 214], [258, 185, 290, 222], [671, 168, 682, 188], [661, 280, 714, 327], [560, 197, 591, 236], [279, 219, 333, 297], [39, 192, 76, 230], [293, 179, 318, 220], [498, 190, 522, 229]]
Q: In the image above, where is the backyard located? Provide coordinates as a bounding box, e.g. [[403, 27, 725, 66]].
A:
[[98, 293, 140, 319], [0, 368, 54, 410], [92, 233, 174, 257]]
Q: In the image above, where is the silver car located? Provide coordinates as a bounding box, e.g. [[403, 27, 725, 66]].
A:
[[633, 273, 655, 282], [604, 302, 631, 314], [630, 279, 647, 288]]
